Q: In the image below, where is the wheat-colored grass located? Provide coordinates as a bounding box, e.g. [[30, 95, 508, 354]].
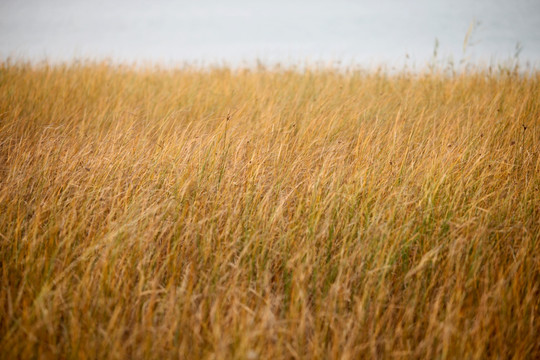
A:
[[0, 62, 539, 359]]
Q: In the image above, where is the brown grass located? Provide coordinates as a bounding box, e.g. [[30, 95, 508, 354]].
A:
[[0, 62, 539, 359]]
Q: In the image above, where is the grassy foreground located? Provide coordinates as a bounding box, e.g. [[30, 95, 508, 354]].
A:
[[0, 62, 539, 359]]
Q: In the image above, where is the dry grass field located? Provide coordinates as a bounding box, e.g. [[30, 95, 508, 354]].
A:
[[0, 62, 539, 359]]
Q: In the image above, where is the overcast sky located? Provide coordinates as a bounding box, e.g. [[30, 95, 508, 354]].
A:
[[1, 0, 539, 68]]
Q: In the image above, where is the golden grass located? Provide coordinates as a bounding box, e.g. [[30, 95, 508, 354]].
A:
[[0, 62, 539, 359]]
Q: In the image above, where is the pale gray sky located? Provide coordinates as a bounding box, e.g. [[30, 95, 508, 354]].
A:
[[1, 0, 539, 68]]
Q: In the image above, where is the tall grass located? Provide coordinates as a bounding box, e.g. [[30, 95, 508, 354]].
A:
[[0, 62, 539, 359]]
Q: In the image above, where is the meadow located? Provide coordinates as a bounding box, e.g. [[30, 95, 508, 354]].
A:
[[0, 61, 539, 359]]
